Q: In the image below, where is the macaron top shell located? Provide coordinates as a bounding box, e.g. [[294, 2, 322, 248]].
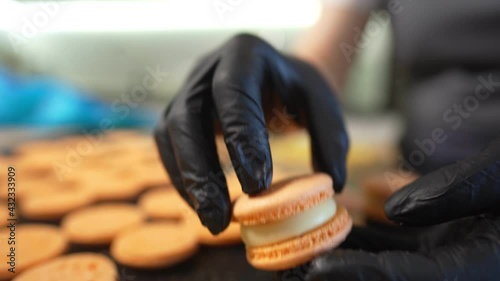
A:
[[233, 173, 334, 226]]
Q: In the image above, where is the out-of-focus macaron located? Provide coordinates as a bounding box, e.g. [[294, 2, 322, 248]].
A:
[[362, 171, 419, 223], [110, 222, 198, 269]]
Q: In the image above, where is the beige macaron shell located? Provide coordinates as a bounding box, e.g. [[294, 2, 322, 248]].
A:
[[86, 169, 148, 201], [233, 173, 334, 225], [133, 162, 171, 188], [183, 211, 242, 246], [111, 222, 198, 269], [0, 224, 68, 280], [138, 188, 192, 220], [19, 184, 94, 220], [62, 203, 144, 245], [12, 253, 118, 281], [197, 221, 242, 246], [226, 172, 244, 202], [102, 129, 142, 141]]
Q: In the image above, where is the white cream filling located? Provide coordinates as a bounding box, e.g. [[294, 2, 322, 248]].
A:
[[241, 198, 337, 247]]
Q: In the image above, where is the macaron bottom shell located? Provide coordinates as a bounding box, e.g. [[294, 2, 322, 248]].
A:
[[245, 205, 352, 271]]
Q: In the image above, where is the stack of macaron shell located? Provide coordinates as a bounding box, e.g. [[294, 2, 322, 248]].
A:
[[233, 173, 352, 270], [362, 171, 418, 223]]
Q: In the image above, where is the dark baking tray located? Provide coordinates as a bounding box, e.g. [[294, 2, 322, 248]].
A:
[[68, 244, 275, 281]]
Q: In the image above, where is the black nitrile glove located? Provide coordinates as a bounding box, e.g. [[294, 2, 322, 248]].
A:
[[302, 137, 500, 281], [154, 34, 348, 234]]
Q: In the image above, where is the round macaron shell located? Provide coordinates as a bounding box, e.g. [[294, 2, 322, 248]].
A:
[[0, 224, 68, 280], [138, 187, 192, 220], [12, 253, 117, 281], [233, 173, 334, 225], [61, 203, 144, 245], [110, 222, 198, 269]]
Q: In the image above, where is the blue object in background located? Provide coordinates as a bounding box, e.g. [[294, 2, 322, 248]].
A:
[[0, 67, 156, 129]]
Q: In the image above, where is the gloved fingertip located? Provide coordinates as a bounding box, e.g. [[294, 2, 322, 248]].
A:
[[312, 151, 346, 193], [199, 209, 231, 235], [186, 177, 232, 235], [332, 168, 346, 192], [238, 165, 272, 195], [228, 138, 273, 195], [384, 196, 400, 222], [319, 165, 346, 193], [219, 141, 272, 194], [384, 188, 419, 225]]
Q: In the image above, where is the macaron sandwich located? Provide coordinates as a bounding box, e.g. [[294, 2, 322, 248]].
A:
[[233, 173, 352, 270]]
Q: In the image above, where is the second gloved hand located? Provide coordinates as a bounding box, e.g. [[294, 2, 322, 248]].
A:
[[302, 137, 500, 281], [154, 34, 348, 234]]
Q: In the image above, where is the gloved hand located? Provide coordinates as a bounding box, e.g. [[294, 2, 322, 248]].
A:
[[300, 137, 500, 281], [154, 34, 348, 234]]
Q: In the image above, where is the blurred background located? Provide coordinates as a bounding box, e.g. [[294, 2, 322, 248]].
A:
[[0, 0, 399, 150]]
